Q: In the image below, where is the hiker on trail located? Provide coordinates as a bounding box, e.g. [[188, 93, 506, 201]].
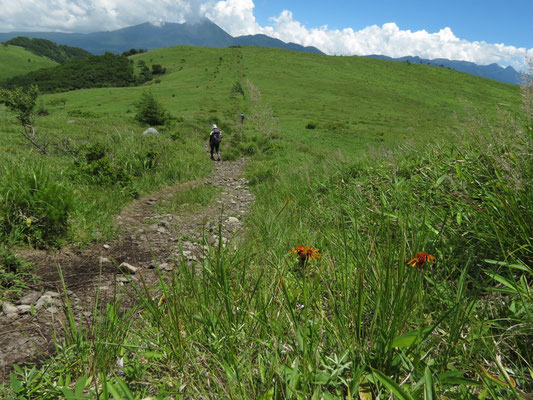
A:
[[240, 112, 245, 124], [209, 124, 222, 161]]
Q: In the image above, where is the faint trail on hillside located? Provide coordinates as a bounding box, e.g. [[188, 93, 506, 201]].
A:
[[246, 80, 280, 139]]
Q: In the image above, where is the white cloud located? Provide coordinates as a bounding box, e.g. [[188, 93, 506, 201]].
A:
[[0, 0, 205, 32], [0, 0, 531, 71], [205, 1, 531, 71], [202, 0, 264, 36]]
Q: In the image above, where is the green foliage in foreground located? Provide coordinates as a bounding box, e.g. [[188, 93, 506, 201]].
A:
[[3, 36, 91, 64]]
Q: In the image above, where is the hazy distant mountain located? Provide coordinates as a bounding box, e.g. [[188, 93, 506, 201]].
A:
[[0, 19, 323, 56], [366, 55, 523, 85]]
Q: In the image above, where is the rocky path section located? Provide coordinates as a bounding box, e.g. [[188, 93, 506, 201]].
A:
[[117, 157, 254, 268], [0, 156, 254, 381]]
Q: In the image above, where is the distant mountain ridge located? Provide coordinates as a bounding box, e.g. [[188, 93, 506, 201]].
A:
[[0, 20, 523, 84], [0, 20, 323, 56], [365, 55, 522, 85]]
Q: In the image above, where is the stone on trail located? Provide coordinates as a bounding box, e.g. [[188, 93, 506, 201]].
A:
[[159, 262, 173, 271], [119, 262, 138, 274], [226, 217, 240, 224], [2, 301, 18, 316], [35, 295, 55, 309], [18, 291, 41, 305], [99, 256, 112, 265], [16, 305, 32, 314]]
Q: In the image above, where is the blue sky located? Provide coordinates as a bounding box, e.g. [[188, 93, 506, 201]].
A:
[[253, 0, 532, 49], [1, 0, 532, 70]]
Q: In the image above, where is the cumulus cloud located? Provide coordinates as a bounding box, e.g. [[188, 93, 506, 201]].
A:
[[0, 0, 205, 32], [202, 0, 263, 36], [207, 3, 532, 71], [0, 0, 531, 70]]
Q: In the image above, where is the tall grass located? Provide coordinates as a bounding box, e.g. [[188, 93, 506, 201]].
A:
[[4, 98, 530, 398]]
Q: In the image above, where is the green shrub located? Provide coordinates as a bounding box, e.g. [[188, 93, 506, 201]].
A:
[[67, 109, 97, 118], [305, 122, 317, 129], [134, 90, 168, 126], [151, 64, 166, 75], [74, 142, 132, 187]]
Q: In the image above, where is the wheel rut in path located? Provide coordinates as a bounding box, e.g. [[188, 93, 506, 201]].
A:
[[0, 157, 254, 381]]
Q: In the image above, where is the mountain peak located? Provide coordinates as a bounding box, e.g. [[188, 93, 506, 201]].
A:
[[0, 20, 321, 55]]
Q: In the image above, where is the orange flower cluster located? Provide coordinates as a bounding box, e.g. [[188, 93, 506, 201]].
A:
[[292, 245, 321, 263], [407, 252, 436, 271]]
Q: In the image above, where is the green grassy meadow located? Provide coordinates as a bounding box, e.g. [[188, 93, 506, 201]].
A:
[[0, 44, 57, 80], [0, 45, 531, 399]]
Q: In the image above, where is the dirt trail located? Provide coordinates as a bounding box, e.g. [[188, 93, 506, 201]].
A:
[[0, 156, 254, 381]]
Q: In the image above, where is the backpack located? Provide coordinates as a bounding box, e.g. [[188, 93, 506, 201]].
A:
[[211, 128, 222, 143]]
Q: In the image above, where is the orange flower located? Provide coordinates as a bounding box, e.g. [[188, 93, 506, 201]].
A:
[[284, 198, 291, 202], [407, 252, 436, 271], [292, 245, 306, 256], [292, 245, 321, 263]]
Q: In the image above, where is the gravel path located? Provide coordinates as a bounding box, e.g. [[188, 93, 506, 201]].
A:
[[0, 156, 254, 381]]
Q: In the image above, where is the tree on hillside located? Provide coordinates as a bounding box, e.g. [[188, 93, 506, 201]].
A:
[[122, 48, 147, 57], [0, 85, 47, 154], [136, 60, 152, 84], [151, 64, 166, 75], [1, 53, 135, 93], [135, 90, 168, 126]]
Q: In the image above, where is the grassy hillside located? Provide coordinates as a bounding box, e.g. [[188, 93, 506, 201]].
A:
[[0, 46, 530, 398], [0, 44, 57, 80], [240, 47, 520, 151], [4, 36, 91, 63]]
